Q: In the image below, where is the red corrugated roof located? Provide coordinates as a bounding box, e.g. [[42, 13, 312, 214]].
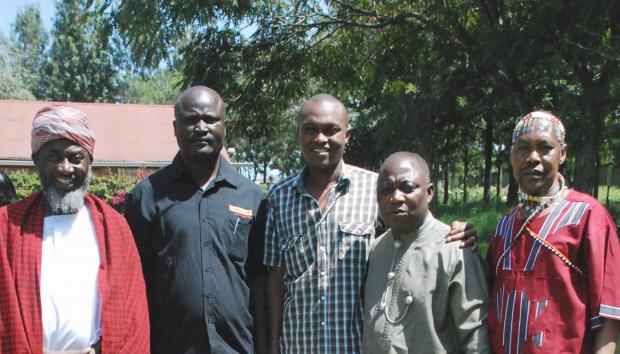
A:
[[0, 100, 178, 163]]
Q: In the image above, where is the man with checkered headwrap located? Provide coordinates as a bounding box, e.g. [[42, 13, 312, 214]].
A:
[[0, 106, 150, 353]]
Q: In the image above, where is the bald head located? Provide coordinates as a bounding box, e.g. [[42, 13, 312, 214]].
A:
[[175, 86, 226, 120], [299, 93, 348, 126], [380, 152, 430, 184]]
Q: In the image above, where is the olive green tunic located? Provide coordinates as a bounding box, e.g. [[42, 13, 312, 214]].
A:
[[362, 213, 490, 354]]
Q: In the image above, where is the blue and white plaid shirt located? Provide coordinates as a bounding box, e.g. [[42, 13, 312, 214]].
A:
[[264, 163, 379, 354]]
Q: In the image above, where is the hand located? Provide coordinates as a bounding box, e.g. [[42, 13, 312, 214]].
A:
[[444, 220, 478, 251]]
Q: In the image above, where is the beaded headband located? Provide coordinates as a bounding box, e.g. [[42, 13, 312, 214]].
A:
[[512, 111, 566, 147]]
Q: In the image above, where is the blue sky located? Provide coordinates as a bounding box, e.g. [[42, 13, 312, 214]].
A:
[[1, 0, 56, 37]]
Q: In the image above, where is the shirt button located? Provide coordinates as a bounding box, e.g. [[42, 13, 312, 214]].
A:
[[204, 241, 210, 247], [206, 293, 213, 298], [208, 317, 216, 323], [320, 271, 325, 276], [320, 321, 325, 326], [202, 217, 207, 223], [320, 296, 325, 301], [205, 267, 211, 272]]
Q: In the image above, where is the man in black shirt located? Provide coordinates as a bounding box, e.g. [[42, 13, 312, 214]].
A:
[[125, 86, 266, 354]]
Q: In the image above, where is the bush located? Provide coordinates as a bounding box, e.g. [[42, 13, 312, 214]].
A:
[[9, 171, 41, 198], [8, 170, 142, 214]]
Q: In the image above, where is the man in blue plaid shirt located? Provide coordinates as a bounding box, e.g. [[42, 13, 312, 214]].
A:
[[264, 94, 476, 354]]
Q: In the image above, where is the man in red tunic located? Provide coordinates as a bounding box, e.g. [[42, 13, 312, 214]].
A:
[[487, 111, 620, 353], [0, 106, 150, 353]]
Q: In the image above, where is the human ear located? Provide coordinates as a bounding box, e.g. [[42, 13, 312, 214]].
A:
[[426, 183, 434, 203], [559, 144, 567, 165]]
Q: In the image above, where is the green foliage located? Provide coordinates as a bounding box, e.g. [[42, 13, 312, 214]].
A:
[[39, 0, 121, 102], [8, 170, 141, 204], [114, 0, 620, 198], [121, 68, 183, 104], [11, 4, 48, 95], [88, 173, 140, 200], [9, 171, 41, 198], [0, 33, 36, 100]]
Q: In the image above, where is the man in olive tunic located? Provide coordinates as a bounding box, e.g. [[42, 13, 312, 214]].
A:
[[363, 152, 490, 354]]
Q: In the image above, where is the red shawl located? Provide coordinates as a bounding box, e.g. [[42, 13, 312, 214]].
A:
[[0, 193, 150, 353]]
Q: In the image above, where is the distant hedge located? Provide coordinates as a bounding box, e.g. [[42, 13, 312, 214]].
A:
[[8, 170, 144, 213]]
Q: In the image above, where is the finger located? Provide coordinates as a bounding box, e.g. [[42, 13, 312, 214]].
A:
[[459, 235, 477, 249]]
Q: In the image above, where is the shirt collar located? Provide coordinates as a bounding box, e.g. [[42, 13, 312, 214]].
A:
[[166, 152, 243, 189], [391, 211, 435, 245], [294, 161, 351, 195]]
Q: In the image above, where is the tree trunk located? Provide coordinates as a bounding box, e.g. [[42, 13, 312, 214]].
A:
[[463, 144, 469, 203], [605, 165, 612, 207], [496, 150, 502, 203], [572, 82, 608, 195], [443, 160, 449, 206], [252, 163, 258, 182], [483, 115, 493, 205], [263, 161, 268, 184]]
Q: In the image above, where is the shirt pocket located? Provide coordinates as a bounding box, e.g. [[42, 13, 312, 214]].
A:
[[338, 221, 374, 261], [226, 215, 252, 262], [282, 231, 315, 281]]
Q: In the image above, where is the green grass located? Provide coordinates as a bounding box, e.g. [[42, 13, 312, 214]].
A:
[[434, 200, 508, 256], [433, 185, 620, 257]]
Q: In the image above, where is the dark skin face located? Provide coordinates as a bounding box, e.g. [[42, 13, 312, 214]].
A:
[[377, 157, 434, 236], [298, 99, 351, 175], [510, 128, 566, 197], [33, 139, 91, 193], [174, 87, 226, 164]]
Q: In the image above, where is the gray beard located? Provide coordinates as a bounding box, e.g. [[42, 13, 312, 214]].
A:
[[41, 168, 92, 215]]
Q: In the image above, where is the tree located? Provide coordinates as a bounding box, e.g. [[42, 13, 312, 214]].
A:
[[40, 0, 120, 102], [121, 68, 182, 104], [113, 0, 620, 194], [11, 4, 48, 96], [0, 33, 36, 100]]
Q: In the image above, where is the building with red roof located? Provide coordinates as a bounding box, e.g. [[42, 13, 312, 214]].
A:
[[0, 99, 178, 172]]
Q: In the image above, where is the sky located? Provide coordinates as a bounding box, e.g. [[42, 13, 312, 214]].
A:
[[0, 0, 56, 38]]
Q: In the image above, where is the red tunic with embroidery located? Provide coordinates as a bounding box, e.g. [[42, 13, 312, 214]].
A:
[[0, 193, 150, 353], [487, 190, 620, 354]]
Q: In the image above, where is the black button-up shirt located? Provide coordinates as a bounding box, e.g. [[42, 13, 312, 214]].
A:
[[125, 154, 265, 354]]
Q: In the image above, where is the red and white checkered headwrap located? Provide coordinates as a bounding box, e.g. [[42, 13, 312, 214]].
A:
[[31, 105, 95, 157]]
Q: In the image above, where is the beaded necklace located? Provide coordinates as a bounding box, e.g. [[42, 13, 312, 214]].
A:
[[494, 175, 568, 276], [519, 175, 567, 213]]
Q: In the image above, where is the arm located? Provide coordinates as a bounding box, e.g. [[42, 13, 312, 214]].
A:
[[594, 319, 620, 354], [248, 199, 268, 354], [450, 249, 491, 354], [124, 190, 156, 277], [250, 270, 267, 354], [584, 201, 620, 352], [266, 266, 284, 354], [445, 221, 478, 250]]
